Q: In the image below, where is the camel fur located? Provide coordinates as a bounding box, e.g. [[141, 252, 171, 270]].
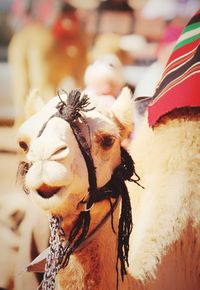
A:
[[128, 108, 200, 290], [17, 86, 200, 290]]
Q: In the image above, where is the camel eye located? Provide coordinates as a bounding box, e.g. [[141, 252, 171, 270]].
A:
[[100, 135, 115, 149], [19, 141, 29, 152]]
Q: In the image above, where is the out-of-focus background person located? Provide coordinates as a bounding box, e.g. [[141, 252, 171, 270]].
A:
[[0, 1, 199, 289]]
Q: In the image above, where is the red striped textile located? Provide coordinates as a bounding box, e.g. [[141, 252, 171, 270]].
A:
[[148, 10, 200, 126]]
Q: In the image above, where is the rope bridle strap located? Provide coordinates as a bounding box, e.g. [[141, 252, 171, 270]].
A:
[[37, 89, 141, 290]]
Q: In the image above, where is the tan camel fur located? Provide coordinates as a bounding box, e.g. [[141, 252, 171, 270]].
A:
[[8, 22, 88, 126], [17, 87, 200, 289], [128, 108, 200, 290]]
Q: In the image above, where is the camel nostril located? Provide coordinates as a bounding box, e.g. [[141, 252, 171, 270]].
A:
[[50, 144, 69, 160], [37, 184, 62, 198]]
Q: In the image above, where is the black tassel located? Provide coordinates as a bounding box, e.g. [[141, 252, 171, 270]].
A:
[[56, 89, 95, 123], [117, 179, 133, 280], [60, 211, 91, 268]]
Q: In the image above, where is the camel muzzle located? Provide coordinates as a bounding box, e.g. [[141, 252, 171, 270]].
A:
[[37, 184, 62, 199]]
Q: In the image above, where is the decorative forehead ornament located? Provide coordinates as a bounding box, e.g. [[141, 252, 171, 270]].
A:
[[26, 89, 141, 290]]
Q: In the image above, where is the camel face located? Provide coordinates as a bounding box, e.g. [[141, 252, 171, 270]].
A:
[[18, 88, 133, 217]]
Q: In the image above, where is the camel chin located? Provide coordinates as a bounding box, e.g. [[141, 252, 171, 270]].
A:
[[29, 186, 84, 218]]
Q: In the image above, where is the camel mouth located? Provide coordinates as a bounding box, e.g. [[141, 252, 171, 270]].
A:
[[37, 184, 62, 199]]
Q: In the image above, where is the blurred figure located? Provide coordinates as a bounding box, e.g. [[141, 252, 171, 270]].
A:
[[88, 32, 133, 65], [10, 0, 60, 30], [141, 0, 199, 20], [95, 0, 134, 35], [83, 53, 125, 106], [134, 0, 199, 41], [8, 2, 88, 127]]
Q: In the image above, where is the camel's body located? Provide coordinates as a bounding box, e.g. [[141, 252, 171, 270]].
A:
[[17, 83, 200, 289], [128, 110, 200, 290], [8, 22, 88, 125]]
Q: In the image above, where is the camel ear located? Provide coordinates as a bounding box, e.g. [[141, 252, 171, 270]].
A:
[[111, 87, 134, 139], [24, 89, 44, 119]]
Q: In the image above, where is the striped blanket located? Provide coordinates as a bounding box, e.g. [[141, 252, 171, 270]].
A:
[[148, 10, 200, 126]]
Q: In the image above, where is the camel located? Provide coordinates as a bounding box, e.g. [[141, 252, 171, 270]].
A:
[[8, 20, 88, 126], [17, 86, 200, 290], [17, 87, 135, 290], [17, 12, 200, 290]]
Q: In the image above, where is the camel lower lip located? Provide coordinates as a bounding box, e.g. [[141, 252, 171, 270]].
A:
[[37, 184, 62, 198]]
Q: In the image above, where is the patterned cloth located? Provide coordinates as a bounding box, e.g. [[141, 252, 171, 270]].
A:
[[148, 10, 200, 126]]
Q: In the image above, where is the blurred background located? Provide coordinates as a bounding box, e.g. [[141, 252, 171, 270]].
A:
[[0, 0, 199, 289]]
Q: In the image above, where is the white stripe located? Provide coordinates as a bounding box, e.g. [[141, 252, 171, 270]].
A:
[[178, 27, 200, 43]]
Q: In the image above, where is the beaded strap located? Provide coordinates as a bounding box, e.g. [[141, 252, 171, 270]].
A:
[[41, 216, 65, 290]]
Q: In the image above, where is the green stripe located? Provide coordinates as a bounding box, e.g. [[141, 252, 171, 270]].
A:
[[174, 33, 200, 50], [183, 22, 200, 34]]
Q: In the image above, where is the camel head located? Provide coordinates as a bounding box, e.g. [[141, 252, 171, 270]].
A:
[[17, 88, 133, 219], [18, 87, 137, 288]]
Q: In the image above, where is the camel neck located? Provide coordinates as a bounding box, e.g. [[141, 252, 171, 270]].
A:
[[57, 200, 121, 289]]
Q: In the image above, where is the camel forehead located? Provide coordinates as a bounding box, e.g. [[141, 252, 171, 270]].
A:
[[18, 95, 119, 142], [19, 96, 59, 140], [82, 110, 119, 135]]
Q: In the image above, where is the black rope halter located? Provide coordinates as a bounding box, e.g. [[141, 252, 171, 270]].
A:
[[27, 89, 142, 289]]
